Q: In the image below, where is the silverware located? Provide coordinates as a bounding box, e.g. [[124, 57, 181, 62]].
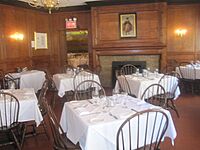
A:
[[131, 108, 138, 113], [87, 100, 93, 104], [109, 112, 118, 120]]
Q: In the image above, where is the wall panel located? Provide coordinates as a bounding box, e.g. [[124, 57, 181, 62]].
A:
[[92, 2, 167, 49], [167, 4, 200, 63], [0, 4, 53, 73]]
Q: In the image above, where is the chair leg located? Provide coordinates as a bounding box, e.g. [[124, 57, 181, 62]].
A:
[[11, 129, 21, 150], [169, 99, 180, 118], [25, 122, 36, 137], [50, 92, 56, 109], [41, 119, 50, 139]]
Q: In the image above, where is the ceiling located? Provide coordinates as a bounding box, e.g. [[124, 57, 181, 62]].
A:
[[0, 0, 199, 13], [18, 0, 102, 7]]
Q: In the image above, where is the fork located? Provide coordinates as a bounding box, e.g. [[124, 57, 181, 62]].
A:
[[109, 112, 118, 120]]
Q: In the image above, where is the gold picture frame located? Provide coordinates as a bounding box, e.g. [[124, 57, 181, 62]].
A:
[[34, 32, 48, 50], [119, 13, 137, 38]]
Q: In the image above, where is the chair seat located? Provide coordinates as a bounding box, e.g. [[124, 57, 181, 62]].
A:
[[165, 92, 175, 100], [0, 122, 26, 148], [56, 134, 80, 150]]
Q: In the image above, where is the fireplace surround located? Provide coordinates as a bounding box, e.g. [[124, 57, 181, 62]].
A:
[[111, 61, 146, 88], [98, 55, 160, 87]]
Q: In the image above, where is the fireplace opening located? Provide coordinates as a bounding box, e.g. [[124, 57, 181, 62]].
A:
[[112, 61, 146, 88]]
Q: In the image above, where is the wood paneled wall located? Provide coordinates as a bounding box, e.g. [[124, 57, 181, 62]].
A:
[[0, 4, 91, 74], [167, 4, 200, 63], [91, 2, 167, 68], [0, 4, 52, 73], [0, 2, 200, 74]]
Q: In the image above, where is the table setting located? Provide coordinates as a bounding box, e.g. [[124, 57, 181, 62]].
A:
[[60, 94, 177, 150], [0, 88, 43, 126], [53, 71, 101, 97], [7, 70, 46, 93], [115, 71, 180, 99]]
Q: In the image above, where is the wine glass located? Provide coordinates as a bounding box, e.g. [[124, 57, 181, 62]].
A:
[[154, 68, 159, 78], [92, 88, 99, 105], [136, 68, 139, 76], [112, 88, 120, 104]]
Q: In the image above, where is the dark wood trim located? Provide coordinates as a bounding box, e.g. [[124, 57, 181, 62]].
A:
[[95, 49, 163, 56], [86, 0, 200, 7]]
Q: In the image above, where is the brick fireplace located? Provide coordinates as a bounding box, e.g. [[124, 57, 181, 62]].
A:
[[98, 55, 161, 87]]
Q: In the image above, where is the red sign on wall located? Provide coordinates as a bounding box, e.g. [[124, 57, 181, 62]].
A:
[[65, 18, 77, 29]]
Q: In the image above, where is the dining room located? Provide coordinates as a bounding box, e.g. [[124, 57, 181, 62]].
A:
[[0, 0, 200, 150]]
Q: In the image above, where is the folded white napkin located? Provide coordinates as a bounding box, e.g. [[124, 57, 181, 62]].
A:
[[75, 107, 91, 116], [109, 106, 134, 119], [90, 117, 104, 123]]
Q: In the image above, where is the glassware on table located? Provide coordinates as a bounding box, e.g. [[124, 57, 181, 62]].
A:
[[147, 68, 151, 77], [142, 69, 147, 77], [154, 68, 159, 78], [136, 68, 139, 76], [112, 88, 120, 104], [92, 88, 99, 105], [106, 97, 115, 107], [113, 88, 120, 96], [67, 68, 74, 76]]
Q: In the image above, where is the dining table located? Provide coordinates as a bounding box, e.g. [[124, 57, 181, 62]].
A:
[[0, 88, 43, 126], [176, 64, 200, 79], [7, 70, 46, 93], [60, 94, 177, 150], [115, 73, 180, 100], [53, 72, 101, 97]]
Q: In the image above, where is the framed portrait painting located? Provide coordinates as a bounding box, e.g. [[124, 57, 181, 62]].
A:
[[119, 13, 137, 38]]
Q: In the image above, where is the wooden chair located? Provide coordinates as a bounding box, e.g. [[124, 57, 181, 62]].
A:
[[178, 62, 196, 94], [77, 64, 89, 70], [41, 69, 58, 109], [74, 80, 106, 101], [94, 65, 102, 76], [0, 92, 26, 150], [161, 65, 176, 74], [63, 64, 75, 73], [158, 71, 180, 117], [116, 109, 169, 150], [161, 59, 179, 74], [47, 76, 58, 109], [120, 64, 138, 75], [117, 74, 136, 98], [26, 80, 49, 138], [43, 100, 81, 150], [141, 84, 167, 108], [0, 69, 4, 89], [73, 69, 94, 91], [63, 69, 94, 102], [2, 76, 20, 89]]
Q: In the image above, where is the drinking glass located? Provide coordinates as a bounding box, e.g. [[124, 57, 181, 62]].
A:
[[136, 68, 139, 76], [112, 88, 119, 104], [154, 68, 159, 78], [92, 89, 99, 105]]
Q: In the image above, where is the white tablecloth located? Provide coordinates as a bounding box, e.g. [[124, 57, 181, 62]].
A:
[[0, 88, 43, 126], [60, 95, 177, 150], [8, 70, 46, 93], [176, 66, 200, 79], [115, 73, 180, 100], [53, 73, 101, 97]]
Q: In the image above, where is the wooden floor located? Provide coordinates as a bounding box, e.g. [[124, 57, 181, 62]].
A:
[[21, 90, 200, 150]]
